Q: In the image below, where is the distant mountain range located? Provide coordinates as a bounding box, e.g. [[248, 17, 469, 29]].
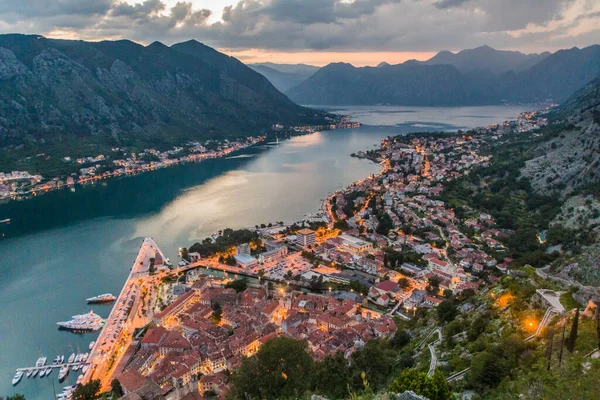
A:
[[282, 45, 600, 106], [248, 63, 319, 92], [420, 44, 551, 74], [0, 34, 325, 156]]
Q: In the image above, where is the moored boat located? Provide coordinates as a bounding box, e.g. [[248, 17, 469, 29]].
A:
[[86, 293, 116, 304], [68, 353, 75, 363], [36, 356, 47, 367], [88, 341, 95, 350], [58, 365, 69, 382], [57, 311, 104, 332], [45, 367, 53, 376], [26, 369, 33, 378], [12, 370, 24, 386]]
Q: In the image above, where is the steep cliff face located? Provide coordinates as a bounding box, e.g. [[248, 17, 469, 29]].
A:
[[0, 34, 322, 152]]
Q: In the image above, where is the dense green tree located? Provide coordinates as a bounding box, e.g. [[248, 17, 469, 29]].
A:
[[72, 380, 101, 400], [313, 352, 351, 399], [437, 299, 458, 323], [349, 339, 397, 391], [389, 369, 453, 400], [467, 314, 488, 341], [111, 379, 123, 397], [5, 395, 26, 400], [469, 351, 506, 391], [228, 337, 313, 399], [225, 279, 247, 293], [390, 330, 411, 349]]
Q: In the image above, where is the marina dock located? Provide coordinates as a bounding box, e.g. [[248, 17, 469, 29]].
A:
[[16, 362, 88, 373]]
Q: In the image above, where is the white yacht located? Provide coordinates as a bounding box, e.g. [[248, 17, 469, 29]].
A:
[[68, 353, 76, 363], [58, 365, 69, 381], [12, 370, 24, 386], [36, 356, 47, 367]]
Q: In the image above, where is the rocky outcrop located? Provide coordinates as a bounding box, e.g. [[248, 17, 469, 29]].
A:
[[521, 76, 600, 197]]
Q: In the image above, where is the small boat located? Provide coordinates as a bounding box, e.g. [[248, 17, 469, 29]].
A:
[[54, 356, 61, 364], [82, 353, 89, 361], [39, 368, 47, 378], [26, 369, 33, 378], [31, 369, 39, 377], [12, 370, 24, 386], [71, 364, 80, 371], [76, 374, 85, 384], [68, 353, 75, 363], [45, 367, 53, 376], [0, 218, 10, 224], [88, 341, 95, 350], [74, 354, 82, 363], [36, 356, 47, 367], [81, 365, 89, 374], [58, 365, 69, 382], [59, 355, 65, 364]]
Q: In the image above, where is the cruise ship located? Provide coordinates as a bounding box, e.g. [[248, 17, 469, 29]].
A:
[[86, 293, 116, 304], [57, 311, 105, 332]]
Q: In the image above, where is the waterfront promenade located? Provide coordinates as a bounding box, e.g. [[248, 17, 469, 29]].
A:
[[83, 238, 166, 390]]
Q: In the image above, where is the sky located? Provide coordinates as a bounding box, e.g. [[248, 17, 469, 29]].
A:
[[0, 0, 599, 66]]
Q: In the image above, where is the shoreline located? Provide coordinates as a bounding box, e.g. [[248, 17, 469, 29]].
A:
[[0, 122, 360, 204]]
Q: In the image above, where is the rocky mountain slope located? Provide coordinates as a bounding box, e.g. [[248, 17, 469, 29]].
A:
[[287, 45, 600, 106], [0, 34, 324, 154], [521, 75, 600, 196]]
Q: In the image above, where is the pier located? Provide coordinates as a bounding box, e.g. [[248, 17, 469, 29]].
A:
[[16, 362, 88, 373], [83, 238, 166, 390]]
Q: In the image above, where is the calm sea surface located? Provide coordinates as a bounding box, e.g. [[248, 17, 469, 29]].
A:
[[0, 105, 526, 399]]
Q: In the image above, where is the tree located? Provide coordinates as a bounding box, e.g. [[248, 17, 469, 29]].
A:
[[111, 378, 123, 397], [211, 305, 222, 325], [565, 308, 580, 353], [389, 369, 453, 400], [437, 299, 458, 323], [313, 352, 351, 399], [6, 395, 26, 400], [427, 276, 440, 293], [349, 339, 397, 391], [228, 337, 313, 399], [390, 330, 411, 349], [72, 380, 101, 400], [225, 279, 247, 293], [469, 351, 505, 392], [398, 277, 410, 288]]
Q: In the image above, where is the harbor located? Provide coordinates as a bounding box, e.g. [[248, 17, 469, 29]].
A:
[[12, 353, 91, 390], [83, 237, 167, 390], [0, 108, 527, 399]]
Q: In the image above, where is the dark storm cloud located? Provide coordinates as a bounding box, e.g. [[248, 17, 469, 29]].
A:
[[0, 0, 598, 54], [0, 0, 113, 18]]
